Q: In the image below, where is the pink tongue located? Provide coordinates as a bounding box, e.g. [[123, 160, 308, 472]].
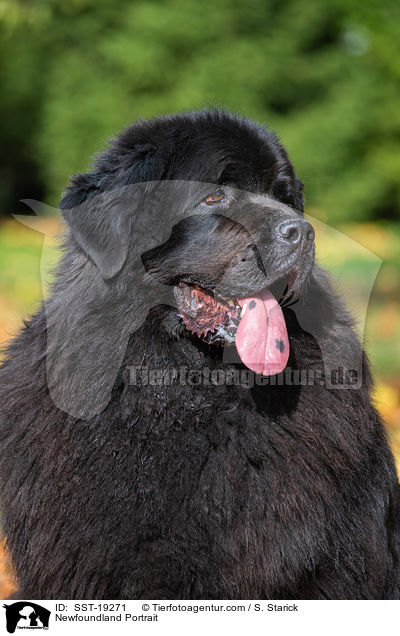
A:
[[236, 289, 289, 376]]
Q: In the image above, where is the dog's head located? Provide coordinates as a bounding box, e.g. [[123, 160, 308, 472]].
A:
[[141, 185, 314, 375], [60, 109, 315, 378]]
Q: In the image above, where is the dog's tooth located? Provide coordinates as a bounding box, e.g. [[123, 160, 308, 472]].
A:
[[240, 304, 247, 318]]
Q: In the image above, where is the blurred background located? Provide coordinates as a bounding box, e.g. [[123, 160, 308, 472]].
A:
[[0, 0, 399, 595]]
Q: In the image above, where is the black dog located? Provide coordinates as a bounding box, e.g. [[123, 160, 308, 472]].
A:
[[0, 109, 399, 599]]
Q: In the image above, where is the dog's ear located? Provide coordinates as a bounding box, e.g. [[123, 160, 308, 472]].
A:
[[60, 175, 132, 279], [60, 143, 164, 279]]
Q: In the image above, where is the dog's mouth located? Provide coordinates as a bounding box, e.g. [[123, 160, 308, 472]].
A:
[[174, 283, 241, 342], [174, 280, 294, 376]]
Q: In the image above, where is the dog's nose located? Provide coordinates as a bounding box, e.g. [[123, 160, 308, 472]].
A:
[[276, 219, 315, 244]]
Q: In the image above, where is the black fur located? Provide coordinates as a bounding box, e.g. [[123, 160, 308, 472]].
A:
[[0, 109, 399, 599]]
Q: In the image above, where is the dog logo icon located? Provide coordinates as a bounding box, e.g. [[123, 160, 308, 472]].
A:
[[3, 602, 50, 633]]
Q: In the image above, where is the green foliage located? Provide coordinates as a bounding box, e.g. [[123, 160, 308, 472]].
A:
[[0, 0, 400, 222]]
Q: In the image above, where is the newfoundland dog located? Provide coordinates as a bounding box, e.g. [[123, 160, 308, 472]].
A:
[[0, 109, 399, 599]]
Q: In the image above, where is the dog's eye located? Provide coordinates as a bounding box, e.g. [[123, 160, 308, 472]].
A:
[[204, 190, 225, 205]]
